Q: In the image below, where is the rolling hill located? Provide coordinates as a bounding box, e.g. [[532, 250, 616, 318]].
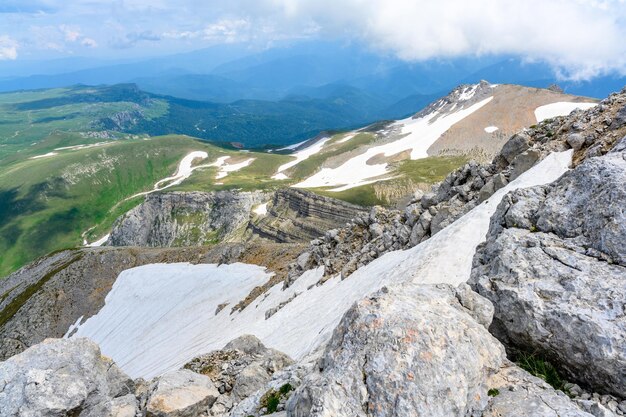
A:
[[0, 81, 597, 277]]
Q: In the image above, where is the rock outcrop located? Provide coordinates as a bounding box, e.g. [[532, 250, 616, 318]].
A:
[[287, 284, 505, 416], [283, 283, 592, 417], [249, 188, 367, 243], [287, 87, 626, 283], [144, 369, 219, 417], [0, 338, 136, 417], [108, 191, 268, 247], [183, 335, 293, 415], [470, 144, 626, 397]]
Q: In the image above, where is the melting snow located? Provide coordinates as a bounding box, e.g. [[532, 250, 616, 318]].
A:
[[275, 140, 308, 151], [459, 84, 478, 101], [253, 203, 268, 216], [213, 157, 255, 180], [30, 152, 58, 159], [70, 150, 572, 379], [484, 126, 499, 133], [271, 136, 331, 180], [294, 97, 493, 190], [85, 234, 110, 247], [336, 133, 357, 144], [534, 102, 597, 123]]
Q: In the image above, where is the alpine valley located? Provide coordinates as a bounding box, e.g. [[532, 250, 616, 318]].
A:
[[0, 21, 625, 417]]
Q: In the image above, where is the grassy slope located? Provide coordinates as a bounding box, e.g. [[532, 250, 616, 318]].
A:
[[0, 135, 267, 276], [0, 88, 467, 277]]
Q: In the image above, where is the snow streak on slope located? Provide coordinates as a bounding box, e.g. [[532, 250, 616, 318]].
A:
[[534, 102, 597, 123], [271, 136, 331, 180], [71, 150, 572, 379], [294, 97, 493, 191]]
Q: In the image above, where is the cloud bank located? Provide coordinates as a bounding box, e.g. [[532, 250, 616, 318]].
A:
[[251, 0, 626, 79], [1, 0, 625, 79]]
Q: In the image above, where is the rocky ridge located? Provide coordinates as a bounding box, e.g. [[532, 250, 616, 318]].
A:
[[107, 191, 268, 247], [287, 87, 625, 283], [470, 137, 626, 398], [107, 188, 366, 248]]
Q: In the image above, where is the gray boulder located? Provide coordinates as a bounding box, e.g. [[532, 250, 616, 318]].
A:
[[500, 132, 530, 163], [471, 150, 626, 397], [0, 338, 136, 417], [183, 335, 293, 415], [287, 284, 506, 417], [145, 369, 219, 417]]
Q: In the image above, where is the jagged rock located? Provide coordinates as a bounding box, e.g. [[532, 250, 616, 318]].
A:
[[509, 148, 540, 179], [145, 369, 219, 417], [500, 132, 530, 163], [108, 191, 268, 247], [483, 362, 594, 417], [0, 338, 136, 417], [183, 335, 293, 415], [470, 149, 626, 397], [286, 284, 506, 417]]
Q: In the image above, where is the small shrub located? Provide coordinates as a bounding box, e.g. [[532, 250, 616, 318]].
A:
[[260, 389, 281, 414], [516, 352, 568, 393], [279, 383, 294, 395], [488, 388, 500, 397]]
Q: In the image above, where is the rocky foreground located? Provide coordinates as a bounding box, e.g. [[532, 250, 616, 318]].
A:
[[0, 88, 625, 416]]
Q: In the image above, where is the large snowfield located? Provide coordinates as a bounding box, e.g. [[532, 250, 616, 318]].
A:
[[71, 150, 574, 379], [293, 97, 494, 190], [534, 102, 597, 122]]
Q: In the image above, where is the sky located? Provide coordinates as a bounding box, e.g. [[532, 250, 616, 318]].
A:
[[0, 0, 625, 80]]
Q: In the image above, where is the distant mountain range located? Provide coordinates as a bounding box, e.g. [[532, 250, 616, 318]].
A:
[[1, 41, 623, 105]]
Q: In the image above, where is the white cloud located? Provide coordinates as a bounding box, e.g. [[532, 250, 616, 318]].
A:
[[203, 18, 250, 42], [60, 24, 81, 42], [0, 35, 18, 60], [247, 0, 626, 79], [81, 37, 97, 47]]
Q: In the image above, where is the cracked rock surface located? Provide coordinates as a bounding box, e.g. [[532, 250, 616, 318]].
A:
[[470, 145, 626, 398]]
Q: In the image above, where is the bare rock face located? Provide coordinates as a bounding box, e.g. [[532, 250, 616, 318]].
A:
[[0, 338, 136, 417], [249, 188, 367, 243], [145, 369, 219, 417], [470, 148, 626, 397], [286, 284, 506, 417], [108, 191, 268, 247]]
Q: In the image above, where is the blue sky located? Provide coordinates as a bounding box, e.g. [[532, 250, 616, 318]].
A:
[[1, 0, 625, 80]]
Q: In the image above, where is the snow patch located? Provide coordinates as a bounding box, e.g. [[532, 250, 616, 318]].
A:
[[459, 84, 478, 101], [276, 140, 308, 151], [253, 203, 268, 216], [271, 136, 331, 180], [484, 126, 499, 133], [30, 152, 58, 159], [294, 97, 493, 190], [336, 133, 357, 143], [85, 234, 110, 247], [70, 150, 572, 379], [534, 102, 597, 123], [214, 157, 255, 180]]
